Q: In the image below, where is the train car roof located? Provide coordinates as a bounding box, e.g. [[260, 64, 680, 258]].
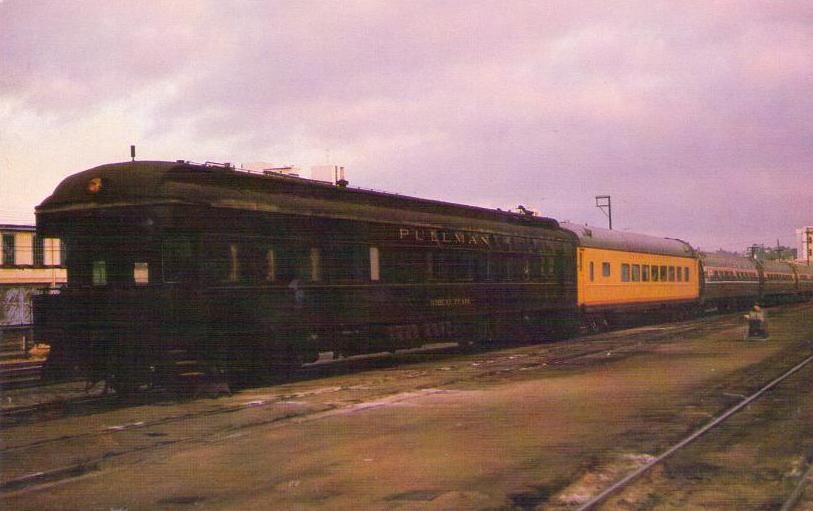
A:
[[761, 259, 795, 273], [559, 222, 695, 257], [37, 161, 571, 239], [791, 263, 813, 276], [699, 252, 759, 271], [0, 224, 35, 232]]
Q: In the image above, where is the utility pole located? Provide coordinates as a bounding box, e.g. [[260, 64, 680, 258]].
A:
[[595, 195, 612, 230]]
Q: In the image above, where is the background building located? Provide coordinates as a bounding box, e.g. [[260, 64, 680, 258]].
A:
[[0, 225, 66, 356], [746, 243, 796, 262], [797, 227, 813, 265]]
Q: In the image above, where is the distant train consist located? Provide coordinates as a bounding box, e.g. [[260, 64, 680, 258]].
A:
[[33, 161, 812, 393]]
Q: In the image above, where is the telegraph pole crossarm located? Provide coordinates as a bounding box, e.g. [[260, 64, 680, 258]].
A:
[[595, 195, 612, 230]]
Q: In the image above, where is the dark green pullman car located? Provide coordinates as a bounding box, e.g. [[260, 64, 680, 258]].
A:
[[35, 161, 577, 393]]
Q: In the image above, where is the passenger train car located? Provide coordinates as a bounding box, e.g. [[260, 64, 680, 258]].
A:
[[794, 263, 813, 295], [561, 223, 699, 328], [34, 161, 578, 392], [698, 252, 760, 310], [33, 160, 810, 393], [760, 259, 798, 302]]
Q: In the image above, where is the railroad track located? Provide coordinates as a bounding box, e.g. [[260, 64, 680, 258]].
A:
[[0, 318, 728, 495], [0, 310, 741, 427], [0, 313, 808, 499], [0, 315, 743, 452], [573, 351, 813, 511], [0, 393, 119, 428], [780, 455, 813, 511]]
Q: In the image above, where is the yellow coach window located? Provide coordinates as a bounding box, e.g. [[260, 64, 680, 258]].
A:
[[651, 265, 659, 281], [621, 264, 631, 282], [642, 265, 650, 281], [589, 261, 594, 281], [632, 264, 641, 281], [602, 262, 610, 277]]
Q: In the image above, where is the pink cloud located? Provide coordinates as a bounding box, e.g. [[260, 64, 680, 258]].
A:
[[1, 0, 811, 250]]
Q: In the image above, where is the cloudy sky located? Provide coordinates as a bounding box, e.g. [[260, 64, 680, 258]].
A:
[[1, 0, 811, 251]]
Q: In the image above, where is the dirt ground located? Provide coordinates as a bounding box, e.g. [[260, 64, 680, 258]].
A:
[[1, 303, 812, 510]]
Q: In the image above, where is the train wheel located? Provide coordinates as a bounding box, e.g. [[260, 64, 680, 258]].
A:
[[106, 363, 150, 397], [264, 345, 305, 381], [152, 348, 228, 396], [108, 378, 140, 398], [581, 315, 607, 335], [105, 342, 151, 398], [300, 349, 320, 365], [267, 359, 299, 381], [456, 338, 479, 353], [475, 318, 495, 345]]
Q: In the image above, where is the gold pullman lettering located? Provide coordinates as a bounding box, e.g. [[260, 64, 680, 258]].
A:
[[396, 227, 554, 252]]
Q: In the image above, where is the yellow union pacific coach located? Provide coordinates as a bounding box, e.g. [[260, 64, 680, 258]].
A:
[[560, 223, 700, 330]]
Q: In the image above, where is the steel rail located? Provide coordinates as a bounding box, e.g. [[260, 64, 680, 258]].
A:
[[0, 311, 735, 429], [779, 452, 813, 511], [575, 351, 813, 511]]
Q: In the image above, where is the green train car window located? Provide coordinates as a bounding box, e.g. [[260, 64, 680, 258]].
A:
[[92, 260, 107, 286]]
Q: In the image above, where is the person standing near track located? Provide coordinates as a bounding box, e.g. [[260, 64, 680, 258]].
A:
[[745, 304, 768, 339]]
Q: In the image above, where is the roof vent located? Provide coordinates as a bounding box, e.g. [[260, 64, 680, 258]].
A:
[[311, 165, 346, 185], [516, 205, 535, 216]]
